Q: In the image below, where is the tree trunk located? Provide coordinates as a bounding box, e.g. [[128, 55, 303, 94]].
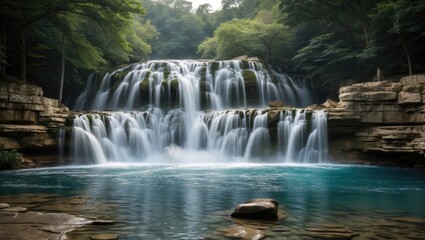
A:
[[20, 30, 26, 82], [1, 16, 5, 80], [402, 43, 412, 76], [58, 32, 65, 105]]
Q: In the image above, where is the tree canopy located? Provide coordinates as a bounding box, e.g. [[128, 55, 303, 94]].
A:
[[1, 0, 424, 100]]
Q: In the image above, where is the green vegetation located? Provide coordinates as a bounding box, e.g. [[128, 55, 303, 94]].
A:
[[1, 0, 424, 99], [0, 150, 22, 170]]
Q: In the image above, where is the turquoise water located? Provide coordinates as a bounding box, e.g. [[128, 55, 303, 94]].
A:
[[1, 164, 425, 239]]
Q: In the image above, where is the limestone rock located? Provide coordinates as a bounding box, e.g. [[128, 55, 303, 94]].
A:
[[339, 92, 397, 101], [0, 203, 10, 209], [403, 84, 423, 93], [2, 207, 27, 212], [398, 92, 422, 104], [400, 75, 425, 85], [268, 100, 284, 108], [231, 199, 278, 220], [321, 99, 338, 108]]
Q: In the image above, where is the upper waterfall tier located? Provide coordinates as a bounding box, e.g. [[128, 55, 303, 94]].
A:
[[74, 60, 315, 111]]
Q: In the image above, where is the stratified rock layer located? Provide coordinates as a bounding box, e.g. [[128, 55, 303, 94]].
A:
[[0, 82, 69, 166], [327, 75, 425, 166]]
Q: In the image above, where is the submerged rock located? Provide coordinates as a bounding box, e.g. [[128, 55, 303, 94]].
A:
[[224, 225, 266, 240], [90, 233, 119, 240], [231, 199, 278, 220]]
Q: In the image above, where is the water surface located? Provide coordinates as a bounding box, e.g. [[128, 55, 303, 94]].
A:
[[1, 164, 424, 239]]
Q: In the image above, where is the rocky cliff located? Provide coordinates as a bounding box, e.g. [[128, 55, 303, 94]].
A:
[[0, 82, 69, 166], [327, 75, 425, 167]]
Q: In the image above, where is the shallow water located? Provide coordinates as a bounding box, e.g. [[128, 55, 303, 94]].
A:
[[1, 163, 424, 239]]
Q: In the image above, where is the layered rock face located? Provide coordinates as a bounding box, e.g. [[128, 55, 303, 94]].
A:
[[0, 83, 69, 164], [328, 75, 425, 166]]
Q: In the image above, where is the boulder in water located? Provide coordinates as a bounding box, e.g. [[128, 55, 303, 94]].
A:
[[268, 100, 284, 108], [231, 199, 278, 220]]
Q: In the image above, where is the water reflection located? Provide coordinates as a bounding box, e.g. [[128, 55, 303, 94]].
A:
[[0, 165, 424, 239]]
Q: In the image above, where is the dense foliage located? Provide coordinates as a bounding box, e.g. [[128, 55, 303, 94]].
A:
[[0, 150, 22, 170], [1, 0, 424, 99], [0, 0, 153, 101]]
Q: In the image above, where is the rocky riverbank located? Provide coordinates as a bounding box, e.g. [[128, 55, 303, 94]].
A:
[[0, 82, 69, 167], [327, 75, 425, 167]]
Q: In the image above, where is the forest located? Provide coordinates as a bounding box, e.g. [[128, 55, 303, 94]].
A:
[[0, 0, 424, 102]]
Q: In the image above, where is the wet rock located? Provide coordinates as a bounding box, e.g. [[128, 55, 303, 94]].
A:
[[224, 225, 266, 240], [0, 203, 10, 209], [90, 233, 120, 240], [305, 224, 356, 239], [268, 100, 284, 108], [390, 216, 425, 224], [42, 225, 75, 234], [91, 219, 116, 225], [231, 199, 278, 220], [0, 210, 91, 240], [2, 207, 27, 212]]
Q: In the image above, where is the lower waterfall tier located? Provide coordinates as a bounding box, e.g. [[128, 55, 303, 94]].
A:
[[70, 108, 328, 164]]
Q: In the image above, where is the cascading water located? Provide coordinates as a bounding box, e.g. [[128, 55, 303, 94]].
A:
[[71, 60, 327, 164]]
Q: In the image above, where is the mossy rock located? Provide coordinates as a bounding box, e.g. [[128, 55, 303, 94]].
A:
[[170, 79, 179, 90], [210, 61, 219, 73], [199, 81, 213, 93], [243, 70, 257, 86], [242, 60, 250, 70], [267, 110, 280, 126], [163, 69, 170, 79], [140, 80, 150, 92], [200, 66, 207, 76]]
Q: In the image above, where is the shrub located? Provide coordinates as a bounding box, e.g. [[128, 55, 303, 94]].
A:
[[0, 150, 22, 170]]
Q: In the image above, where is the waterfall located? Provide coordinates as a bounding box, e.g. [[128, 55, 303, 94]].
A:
[[70, 108, 327, 164], [70, 60, 327, 164], [58, 128, 65, 164], [74, 60, 314, 111]]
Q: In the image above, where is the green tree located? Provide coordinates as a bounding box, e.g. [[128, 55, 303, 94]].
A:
[[198, 12, 290, 63], [371, 0, 425, 75]]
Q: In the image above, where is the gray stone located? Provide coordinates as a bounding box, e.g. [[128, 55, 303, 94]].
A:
[[398, 92, 422, 104], [339, 92, 398, 101], [231, 199, 278, 220], [268, 100, 284, 108], [2, 207, 27, 212], [403, 84, 423, 93], [0, 203, 10, 209], [400, 75, 425, 85]]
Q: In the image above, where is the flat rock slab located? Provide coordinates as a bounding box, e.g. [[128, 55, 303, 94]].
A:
[[2, 207, 27, 212], [90, 234, 120, 240], [231, 199, 278, 220], [224, 225, 266, 240], [91, 219, 116, 225], [0, 203, 10, 209], [0, 210, 92, 240]]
